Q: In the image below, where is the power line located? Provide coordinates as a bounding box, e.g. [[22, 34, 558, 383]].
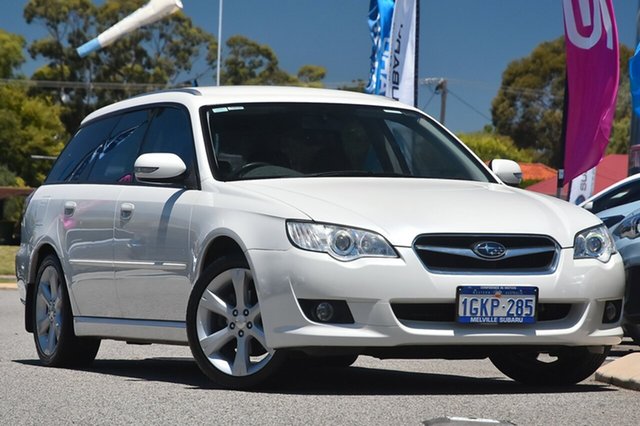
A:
[[0, 78, 170, 91], [447, 88, 493, 123]]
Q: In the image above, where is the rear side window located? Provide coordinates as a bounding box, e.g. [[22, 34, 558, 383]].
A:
[[45, 116, 119, 184]]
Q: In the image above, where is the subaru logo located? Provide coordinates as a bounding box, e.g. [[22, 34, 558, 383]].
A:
[[472, 241, 506, 259]]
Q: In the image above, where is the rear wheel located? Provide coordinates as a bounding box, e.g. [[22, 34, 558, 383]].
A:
[[186, 256, 286, 389], [33, 254, 100, 367], [490, 346, 609, 385]]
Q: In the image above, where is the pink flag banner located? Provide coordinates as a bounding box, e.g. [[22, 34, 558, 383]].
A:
[[562, 0, 619, 184]]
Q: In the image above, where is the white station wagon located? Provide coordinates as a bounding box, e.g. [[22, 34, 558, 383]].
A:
[[16, 86, 625, 389]]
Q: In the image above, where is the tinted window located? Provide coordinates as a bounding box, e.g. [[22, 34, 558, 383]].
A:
[[86, 109, 151, 184], [140, 107, 195, 164], [139, 106, 196, 184], [45, 116, 119, 184], [205, 103, 494, 182], [591, 180, 640, 213]]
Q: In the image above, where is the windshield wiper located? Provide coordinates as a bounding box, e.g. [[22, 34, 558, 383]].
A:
[[306, 170, 411, 178]]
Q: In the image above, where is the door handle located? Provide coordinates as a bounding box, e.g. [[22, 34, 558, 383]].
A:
[[63, 201, 76, 217], [120, 203, 135, 220]]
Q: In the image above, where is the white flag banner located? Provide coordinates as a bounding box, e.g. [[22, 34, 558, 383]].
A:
[[77, 0, 183, 57], [569, 167, 597, 205], [387, 0, 416, 106]]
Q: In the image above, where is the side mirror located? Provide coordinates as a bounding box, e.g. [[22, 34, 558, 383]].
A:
[[615, 212, 640, 240], [489, 159, 522, 186], [582, 201, 594, 211], [134, 153, 187, 182]]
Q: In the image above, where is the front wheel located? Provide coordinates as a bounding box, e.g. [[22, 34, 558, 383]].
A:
[[490, 346, 609, 386], [186, 256, 286, 389]]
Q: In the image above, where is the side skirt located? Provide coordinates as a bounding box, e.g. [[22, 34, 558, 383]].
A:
[[74, 316, 188, 345]]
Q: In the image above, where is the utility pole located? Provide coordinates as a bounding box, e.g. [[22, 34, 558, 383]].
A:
[[435, 79, 447, 125], [630, 0, 640, 175], [419, 78, 447, 125]]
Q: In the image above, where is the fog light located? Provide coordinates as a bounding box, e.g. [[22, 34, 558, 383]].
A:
[[315, 302, 335, 322], [602, 300, 622, 324]]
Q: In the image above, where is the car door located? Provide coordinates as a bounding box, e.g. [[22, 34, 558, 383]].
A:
[[65, 109, 152, 317], [42, 115, 122, 318], [114, 106, 198, 321]]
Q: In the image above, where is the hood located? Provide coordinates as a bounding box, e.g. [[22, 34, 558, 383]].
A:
[[233, 178, 602, 247]]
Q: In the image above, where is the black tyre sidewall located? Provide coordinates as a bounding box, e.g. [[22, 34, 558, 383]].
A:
[[623, 322, 640, 345], [490, 346, 610, 386], [186, 255, 285, 389], [32, 254, 99, 367]]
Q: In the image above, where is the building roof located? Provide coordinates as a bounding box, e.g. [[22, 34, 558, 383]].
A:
[[0, 187, 33, 200], [520, 163, 557, 182], [526, 154, 629, 197]]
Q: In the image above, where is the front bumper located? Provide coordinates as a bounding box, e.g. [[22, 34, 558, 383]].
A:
[[249, 247, 625, 349]]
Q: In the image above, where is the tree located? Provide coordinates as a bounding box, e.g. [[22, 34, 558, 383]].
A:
[[0, 30, 26, 78], [457, 131, 534, 163], [491, 37, 632, 167], [0, 28, 66, 186], [221, 35, 326, 87], [24, 0, 216, 133], [0, 84, 66, 186]]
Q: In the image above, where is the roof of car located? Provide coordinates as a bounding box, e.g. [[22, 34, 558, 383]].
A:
[[82, 85, 415, 125]]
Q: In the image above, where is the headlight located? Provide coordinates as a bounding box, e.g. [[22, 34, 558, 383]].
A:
[[286, 221, 397, 261], [574, 225, 615, 263]]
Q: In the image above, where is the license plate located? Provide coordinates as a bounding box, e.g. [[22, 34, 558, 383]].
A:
[[456, 286, 538, 324]]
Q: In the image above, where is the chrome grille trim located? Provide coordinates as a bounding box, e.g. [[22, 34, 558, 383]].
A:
[[413, 234, 561, 275]]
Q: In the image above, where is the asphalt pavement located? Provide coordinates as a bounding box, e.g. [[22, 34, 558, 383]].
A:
[[2, 286, 640, 425]]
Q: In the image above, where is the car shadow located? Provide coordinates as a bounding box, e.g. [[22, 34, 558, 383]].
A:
[[14, 358, 616, 396]]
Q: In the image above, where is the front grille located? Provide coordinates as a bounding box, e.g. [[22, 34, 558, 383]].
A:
[[391, 303, 572, 323], [413, 234, 559, 274]]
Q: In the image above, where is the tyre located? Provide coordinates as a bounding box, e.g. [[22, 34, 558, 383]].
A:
[[33, 254, 100, 367], [186, 255, 286, 389], [490, 346, 609, 386], [623, 323, 640, 345]]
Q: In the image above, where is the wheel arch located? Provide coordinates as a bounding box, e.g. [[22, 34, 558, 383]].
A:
[[197, 235, 247, 283]]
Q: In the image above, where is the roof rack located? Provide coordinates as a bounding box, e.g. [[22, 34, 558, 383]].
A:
[[131, 87, 202, 98]]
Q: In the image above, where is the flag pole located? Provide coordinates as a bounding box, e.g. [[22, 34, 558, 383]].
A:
[[557, 75, 569, 199], [629, 0, 640, 175], [414, 0, 420, 108]]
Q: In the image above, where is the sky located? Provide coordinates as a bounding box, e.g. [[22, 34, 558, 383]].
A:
[[0, 0, 638, 133]]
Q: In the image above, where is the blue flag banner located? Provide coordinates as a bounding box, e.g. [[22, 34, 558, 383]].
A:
[[366, 0, 417, 106], [630, 42, 640, 117], [366, 0, 395, 96]]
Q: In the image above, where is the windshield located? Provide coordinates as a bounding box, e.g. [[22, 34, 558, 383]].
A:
[[204, 103, 495, 183]]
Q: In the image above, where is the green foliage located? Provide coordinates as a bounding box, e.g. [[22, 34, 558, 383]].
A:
[[491, 36, 632, 167], [0, 245, 19, 274], [457, 131, 534, 163], [221, 35, 325, 87], [0, 165, 25, 223], [0, 30, 26, 78], [338, 79, 366, 93], [297, 65, 326, 88], [0, 84, 65, 186], [24, 0, 216, 133]]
